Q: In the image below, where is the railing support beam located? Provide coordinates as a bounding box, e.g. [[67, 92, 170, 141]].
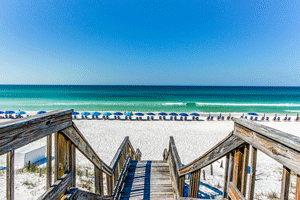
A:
[[7, 150, 14, 200]]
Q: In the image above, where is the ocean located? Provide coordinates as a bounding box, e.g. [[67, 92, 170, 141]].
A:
[[0, 85, 300, 114]]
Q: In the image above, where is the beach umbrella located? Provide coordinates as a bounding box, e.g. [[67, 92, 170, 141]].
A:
[[5, 111, 15, 114], [135, 113, 144, 116], [179, 113, 188, 116], [0, 111, 4, 114], [248, 113, 258, 116], [81, 112, 90, 116], [16, 111, 26, 115], [190, 113, 200, 116], [146, 113, 155, 115], [124, 112, 133, 116], [103, 112, 111, 116], [72, 112, 79, 115], [169, 113, 178, 116], [37, 111, 47, 114], [114, 112, 123, 116], [158, 112, 168, 116], [91, 112, 101, 116]]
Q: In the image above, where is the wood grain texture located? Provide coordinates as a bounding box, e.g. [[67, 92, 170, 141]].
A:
[[234, 118, 300, 152], [241, 145, 249, 195], [54, 132, 59, 182], [280, 166, 290, 200], [247, 146, 257, 200], [234, 124, 300, 175], [180, 132, 245, 176], [38, 170, 72, 200], [112, 154, 131, 199], [119, 161, 175, 199], [233, 147, 244, 190], [188, 170, 201, 198], [223, 154, 230, 199], [64, 188, 113, 200], [106, 174, 113, 196], [95, 167, 104, 195], [71, 144, 76, 187], [46, 134, 52, 189], [7, 150, 14, 200], [296, 174, 300, 200], [228, 182, 246, 200], [0, 109, 72, 156], [60, 124, 112, 175]]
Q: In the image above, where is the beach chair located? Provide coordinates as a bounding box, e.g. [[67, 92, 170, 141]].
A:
[[254, 117, 258, 121], [147, 116, 150, 120], [277, 117, 280, 121], [184, 116, 187, 121], [129, 116, 132, 120], [159, 116, 162, 120], [217, 116, 221, 121], [221, 116, 224, 120], [125, 116, 128, 120], [163, 116, 166, 120], [206, 116, 210, 121], [180, 116, 183, 121], [136, 117, 139, 120], [114, 116, 117, 120], [227, 116, 230, 120], [192, 116, 195, 121], [261, 116, 265, 121], [288, 117, 291, 121], [196, 116, 199, 120], [244, 116, 247, 119], [151, 116, 154, 120], [273, 116, 277, 121], [250, 116, 253, 120], [170, 116, 173, 120], [266, 116, 269, 121]]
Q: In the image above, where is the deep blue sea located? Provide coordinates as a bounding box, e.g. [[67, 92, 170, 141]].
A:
[[0, 85, 300, 113]]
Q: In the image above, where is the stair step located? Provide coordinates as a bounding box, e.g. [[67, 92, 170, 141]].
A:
[[119, 160, 175, 199]]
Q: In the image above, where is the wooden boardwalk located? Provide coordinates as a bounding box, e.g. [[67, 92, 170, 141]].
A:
[[120, 160, 175, 199]]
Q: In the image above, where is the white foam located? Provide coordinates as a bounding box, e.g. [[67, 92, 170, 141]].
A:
[[196, 103, 300, 107], [162, 103, 187, 106]]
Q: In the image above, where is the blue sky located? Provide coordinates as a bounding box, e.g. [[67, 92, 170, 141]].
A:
[[0, 0, 299, 86]]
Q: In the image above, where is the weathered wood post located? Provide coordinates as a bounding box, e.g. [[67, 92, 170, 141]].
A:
[[188, 169, 201, 198], [247, 146, 257, 200], [7, 150, 14, 200], [95, 167, 104, 195], [136, 148, 142, 161], [46, 134, 52, 189]]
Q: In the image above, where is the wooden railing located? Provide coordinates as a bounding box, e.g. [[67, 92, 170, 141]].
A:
[[165, 118, 300, 200], [0, 109, 140, 200]]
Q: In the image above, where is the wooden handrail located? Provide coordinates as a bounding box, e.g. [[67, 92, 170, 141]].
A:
[[179, 132, 245, 176], [234, 118, 300, 175], [110, 136, 129, 172], [60, 123, 112, 175], [0, 109, 73, 155]]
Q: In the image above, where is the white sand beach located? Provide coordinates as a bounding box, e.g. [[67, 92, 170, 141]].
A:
[[1, 113, 300, 199]]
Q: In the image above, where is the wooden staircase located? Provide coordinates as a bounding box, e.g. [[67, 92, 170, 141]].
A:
[[2, 109, 300, 200], [119, 160, 175, 199]]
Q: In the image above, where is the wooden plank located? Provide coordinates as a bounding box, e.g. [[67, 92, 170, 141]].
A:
[[188, 170, 201, 198], [234, 124, 300, 175], [296, 174, 300, 200], [95, 167, 104, 195], [241, 144, 249, 195], [178, 176, 185, 197], [60, 124, 112, 175], [228, 152, 235, 182], [38, 170, 72, 200], [54, 132, 59, 182], [7, 150, 14, 200], [170, 136, 182, 170], [109, 137, 129, 174], [0, 109, 72, 156], [247, 146, 257, 200], [106, 174, 113, 196], [136, 148, 142, 161], [233, 147, 244, 190], [112, 155, 131, 199], [223, 154, 230, 199], [234, 118, 300, 152], [65, 188, 113, 200], [46, 134, 52, 189], [280, 166, 290, 200], [228, 182, 246, 200], [71, 144, 76, 187], [180, 133, 245, 176], [58, 133, 68, 178]]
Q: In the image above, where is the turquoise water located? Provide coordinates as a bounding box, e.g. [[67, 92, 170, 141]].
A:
[[0, 85, 300, 113]]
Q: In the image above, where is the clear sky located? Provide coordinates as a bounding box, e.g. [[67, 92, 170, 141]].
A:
[[0, 0, 299, 86]]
